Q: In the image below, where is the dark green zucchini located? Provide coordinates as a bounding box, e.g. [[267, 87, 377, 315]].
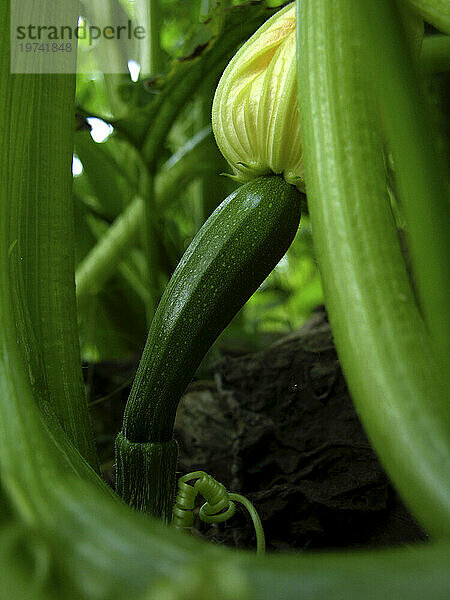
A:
[[123, 175, 301, 443], [116, 175, 301, 516]]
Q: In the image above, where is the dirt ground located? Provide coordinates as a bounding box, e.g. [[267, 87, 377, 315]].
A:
[[88, 307, 426, 552]]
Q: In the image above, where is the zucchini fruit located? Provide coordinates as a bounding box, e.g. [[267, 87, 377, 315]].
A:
[[116, 175, 301, 515]]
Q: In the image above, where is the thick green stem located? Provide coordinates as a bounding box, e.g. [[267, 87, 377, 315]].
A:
[[149, 0, 165, 74], [115, 432, 178, 519], [406, 0, 450, 34], [297, 0, 449, 538], [0, 1, 98, 471], [358, 1, 450, 365], [76, 197, 143, 301], [421, 34, 450, 73]]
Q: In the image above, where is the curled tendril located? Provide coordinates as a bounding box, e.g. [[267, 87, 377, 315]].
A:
[[173, 471, 265, 554]]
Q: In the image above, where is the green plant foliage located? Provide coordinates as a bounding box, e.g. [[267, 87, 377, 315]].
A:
[[73, 2, 318, 360], [1, 0, 449, 597], [75, 131, 133, 218], [112, 2, 283, 163]]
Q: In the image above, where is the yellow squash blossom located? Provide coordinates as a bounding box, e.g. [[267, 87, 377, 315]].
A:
[[212, 3, 304, 191]]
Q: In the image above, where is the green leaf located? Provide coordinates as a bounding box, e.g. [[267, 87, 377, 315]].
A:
[[114, 2, 281, 166]]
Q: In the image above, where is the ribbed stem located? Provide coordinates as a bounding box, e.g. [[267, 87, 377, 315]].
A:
[[115, 432, 178, 520], [0, 1, 98, 471], [297, 0, 449, 538], [357, 1, 450, 364]]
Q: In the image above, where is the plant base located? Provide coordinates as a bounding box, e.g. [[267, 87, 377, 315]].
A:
[[115, 432, 178, 521]]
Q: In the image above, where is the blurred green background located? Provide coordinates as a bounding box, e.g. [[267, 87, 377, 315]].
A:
[[73, 0, 323, 364]]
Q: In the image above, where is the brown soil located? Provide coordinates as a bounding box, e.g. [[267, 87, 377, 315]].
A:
[[88, 307, 426, 552]]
